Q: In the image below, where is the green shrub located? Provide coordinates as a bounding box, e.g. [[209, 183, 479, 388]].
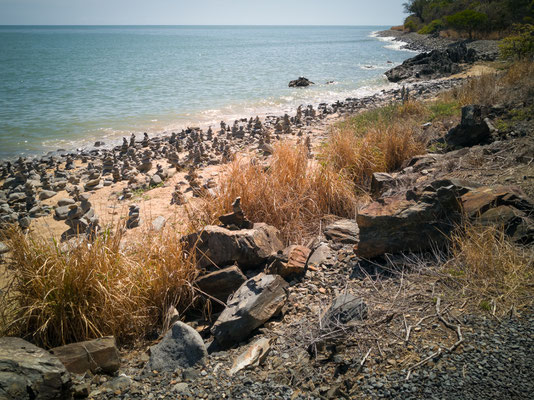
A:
[[419, 18, 445, 34], [500, 24, 534, 60], [446, 9, 488, 39]]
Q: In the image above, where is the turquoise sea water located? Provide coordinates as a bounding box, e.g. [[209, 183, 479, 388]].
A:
[[0, 25, 414, 159]]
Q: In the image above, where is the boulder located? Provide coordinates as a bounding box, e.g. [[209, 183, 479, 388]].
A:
[[322, 294, 368, 326], [50, 336, 120, 375], [183, 223, 284, 270], [0, 337, 72, 400], [265, 245, 310, 278], [288, 77, 314, 88], [195, 266, 247, 303], [145, 322, 207, 372], [445, 105, 492, 148], [355, 184, 462, 258], [306, 243, 333, 269], [324, 219, 360, 244], [211, 273, 288, 348], [152, 216, 166, 232], [370, 172, 395, 197], [57, 198, 75, 207]]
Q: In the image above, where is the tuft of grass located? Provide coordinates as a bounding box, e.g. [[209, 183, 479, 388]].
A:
[[442, 225, 534, 316], [323, 101, 429, 188], [0, 225, 199, 348], [191, 143, 358, 244]]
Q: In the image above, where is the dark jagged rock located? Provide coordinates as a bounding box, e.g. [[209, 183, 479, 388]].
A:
[[289, 77, 314, 88], [445, 105, 493, 148], [195, 265, 247, 303], [385, 43, 477, 82], [218, 197, 253, 229]]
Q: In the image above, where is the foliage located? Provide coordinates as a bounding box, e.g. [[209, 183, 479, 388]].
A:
[[446, 9, 488, 39], [402, 0, 534, 38], [500, 24, 534, 60]]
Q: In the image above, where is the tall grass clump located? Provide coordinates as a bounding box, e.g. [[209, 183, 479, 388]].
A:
[[323, 101, 430, 188], [443, 225, 534, 315], [0, 226, 199, 348], [194, 143, 357, 243]]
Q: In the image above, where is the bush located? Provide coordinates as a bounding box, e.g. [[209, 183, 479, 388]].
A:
[[419, 18, 445, 34], [500, 24, 534, 60], [404, 15, 423, 32]]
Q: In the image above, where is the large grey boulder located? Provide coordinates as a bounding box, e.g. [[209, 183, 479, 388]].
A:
[[0, 337, 72, 400], [145, 322, 207, 372], [50, 336, 120, 375], [183, 223, 284, 270], [211, 273, 289, 348]]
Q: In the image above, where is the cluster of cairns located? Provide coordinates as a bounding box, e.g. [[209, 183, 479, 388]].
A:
[[0, 79, 461, 236]]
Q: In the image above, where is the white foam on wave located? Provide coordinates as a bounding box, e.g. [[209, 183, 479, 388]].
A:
[[369, 31, 418, 53]]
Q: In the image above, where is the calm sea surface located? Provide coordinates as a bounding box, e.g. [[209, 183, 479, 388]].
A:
[[0, 25, 414, 159]]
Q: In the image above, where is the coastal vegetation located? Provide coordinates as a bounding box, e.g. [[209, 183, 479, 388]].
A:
[[403, 0, 534, 39]]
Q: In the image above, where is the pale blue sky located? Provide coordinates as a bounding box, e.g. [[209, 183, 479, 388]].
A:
[[0, 0, 405, 25]]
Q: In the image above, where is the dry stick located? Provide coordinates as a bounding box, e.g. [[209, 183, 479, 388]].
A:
[[405, 297, 464, 380]]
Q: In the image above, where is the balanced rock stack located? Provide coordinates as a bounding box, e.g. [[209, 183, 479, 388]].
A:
[[126, 204, 141, 229], [171, 185, 185, 205], [84, 171, 102, 191], [65, 193, 99, 236], [219, 197, 253, 230], [138, 150, 153, 173]]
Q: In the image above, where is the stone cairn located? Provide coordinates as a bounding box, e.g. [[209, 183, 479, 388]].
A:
[[219, 197, 253, 230], [170, 184, 185, 205], [65, 193, 99, 237], [138, 150, 153, 173], [126, 204, 141, 229]]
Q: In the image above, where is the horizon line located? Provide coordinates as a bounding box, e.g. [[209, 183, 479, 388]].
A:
[[0, 23, 393, 27]]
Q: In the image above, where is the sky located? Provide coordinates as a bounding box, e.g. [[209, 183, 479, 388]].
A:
[[0, 0, 405, 25]]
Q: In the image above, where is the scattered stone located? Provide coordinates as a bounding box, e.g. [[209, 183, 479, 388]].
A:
[[211, 273, 289, 348], [229, 337, 272, 376], [145, 322, 207, 372], [266, 245, 310, 279]]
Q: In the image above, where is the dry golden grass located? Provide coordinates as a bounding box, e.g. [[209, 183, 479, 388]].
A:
[[443, 60, 534, 106], [323, 101, 429, 188], [442, 225, 534, 315], [193, 143, 358, 244], [0, 225, 199, 348]]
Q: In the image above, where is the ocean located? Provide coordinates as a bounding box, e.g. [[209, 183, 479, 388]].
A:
[[0, 25, 414, 159]]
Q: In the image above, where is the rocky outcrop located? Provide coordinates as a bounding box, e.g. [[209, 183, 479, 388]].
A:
[[211, 273, 289, 348], [50, 336, 120, 375], [0, 337, 72, 400], [145, 322, 207, 372], [183, 223, 284, 270], [289, 77, 314, 88], [355, 182, 463, 258], [385, 43, 477, 82]]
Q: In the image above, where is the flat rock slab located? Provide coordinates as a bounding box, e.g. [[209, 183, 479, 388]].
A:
[[211, 273, 289, 348], [54, 205, 70, 220], [183, 223, 284, 270], [0, 337, 72, 400], [195, 266, 247, 303], [39, 190, 57, 200], [324, 219, 359, 244], [50, 336, 120, 375], [146, 322, 207, 372], [266, 245, 310, 278]]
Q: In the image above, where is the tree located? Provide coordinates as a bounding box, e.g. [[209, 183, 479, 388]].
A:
[[500, 24, 534, 60], [403, 0, 431, 20], [446, 9, 489, 39]]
